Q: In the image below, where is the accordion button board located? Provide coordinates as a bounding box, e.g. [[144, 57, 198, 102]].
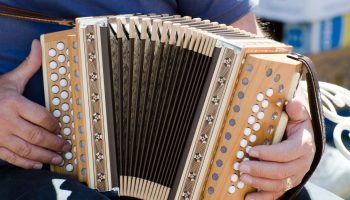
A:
[[41, 15, 303, 200]]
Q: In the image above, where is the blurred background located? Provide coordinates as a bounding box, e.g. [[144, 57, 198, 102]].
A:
[[253, 0, 350, 199]]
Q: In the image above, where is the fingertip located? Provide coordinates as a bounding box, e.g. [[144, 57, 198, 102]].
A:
[[28, 39, 42, 67], [33, 163, 43, 170]]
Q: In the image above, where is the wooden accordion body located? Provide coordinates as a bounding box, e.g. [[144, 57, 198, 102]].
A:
[[41, 15, 303, 200]]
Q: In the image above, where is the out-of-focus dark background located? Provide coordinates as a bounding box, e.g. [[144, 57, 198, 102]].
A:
[[253, 1, 350, 199]]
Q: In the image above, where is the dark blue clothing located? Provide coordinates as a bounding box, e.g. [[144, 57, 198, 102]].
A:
[[0, 0, 255, 105]]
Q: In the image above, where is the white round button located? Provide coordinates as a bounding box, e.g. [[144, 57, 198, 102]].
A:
[[256, 93, 264, 101], [52, 98, 60, 105], [228, 186, 236, 194], [57, 42, 65, 51], [253, 123, 261, 131], [49, 49, 56, 57], [237, 181, 245, 189], [233, 162, 240, 170], [246, 146, 252, 153], [63, 127, 71, 136], [262, 100, 269, 108], [66, 164, 74, 172], [58, 54, 66, 63], [51, 85, 59, 94], [59, 67, 67, 75], [249, 134, 257, 143], [236, 150, 244, 159], [247, 116, 255, 125], [266, 88, 274, 97], [61, 103, 69, 111], [240, 139, 248, 148], [50, 73, 59, 81], [257, 111, 265, 119], [62, 115, 70, 123], [61, 91, 69, 99], [49, 61, 58, 69], [60, 79, 68, 87], [244, 128, 251, 136], [230, 174, 238, 182], [65, 152, 73, 160], [252, 104, 259, 113], [53, 110, 61, 118]]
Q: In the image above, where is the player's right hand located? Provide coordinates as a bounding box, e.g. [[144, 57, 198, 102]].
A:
[[0, 40, 71, 169]]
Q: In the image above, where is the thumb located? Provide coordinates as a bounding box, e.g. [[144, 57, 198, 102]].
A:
[[7, 39, 42, 93], [285, 99, 310, 123]]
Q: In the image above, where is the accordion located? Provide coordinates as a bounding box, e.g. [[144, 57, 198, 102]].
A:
[[40, 15, 324, 200]]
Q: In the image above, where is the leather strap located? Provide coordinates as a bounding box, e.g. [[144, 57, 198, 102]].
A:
[[281, 53, 326, 200], [0, 3, 74, 26]]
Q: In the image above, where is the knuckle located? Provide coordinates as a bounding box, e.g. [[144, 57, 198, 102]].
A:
[[28, 128, 44, 144], [17, 142, 33, 158]]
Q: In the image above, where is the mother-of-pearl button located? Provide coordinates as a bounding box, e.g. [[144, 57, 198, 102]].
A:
[[246, 146, 252, 153], [240, 139, 248, 147], [256, 93, 264, 101], [244, 128, 251, 136], [252, 104, 259, 113], [58, 54, 66, 63], [228, 186, 236, 194], [49, 49, 56, 57], [266, 88, 274, 97], [61, 103, 69, 111], [59, 67, 67, 75], [51, 85, 59, 94], [52, 98, 60, 105], [237, 181, 245, 189], [243, 157, 250, 161], [61, 91, 69, 99], [50, 73, 58, 81], [49, 61, 58, 69], [262, 100, 269, 108], [53, 110, 61, 118], [57, 42, 65, 51], [60, 79, 68, 87], [253, 123, 261, 131], [63, 127, 71, 136], [247, 116, 255, 124], [65, 152, 73, 160], [66, 164, 73, 172], [257, 111, 265, 119], [62, 115, 70, 123], [249, 134, 257, 143], [233, 162, 240, 170], [230, 174, 238, 182], [236, 150, 244, 159]]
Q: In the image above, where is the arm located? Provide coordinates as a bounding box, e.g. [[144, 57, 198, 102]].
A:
[[231, 12, 317, 200]]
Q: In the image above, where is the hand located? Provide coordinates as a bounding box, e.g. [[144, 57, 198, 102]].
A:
[[239, 99, 315, 200], [0, 40, 71, 169]]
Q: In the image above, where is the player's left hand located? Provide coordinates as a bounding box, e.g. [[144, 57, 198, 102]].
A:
[[239, 99, 315, 200]]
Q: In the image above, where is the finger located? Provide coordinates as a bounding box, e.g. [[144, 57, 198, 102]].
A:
[[0, 134, 63, 165], [245, 191, 284, 200], [6, 39, 42, 93], [11, 117, 70, 153], [240, 174, 297, 192], [16, 95, 59, 133], [0, 147, 43, 170], [247, 139, 303, 162], [239, 159, 304, 179], [285, 99, 310, 123]]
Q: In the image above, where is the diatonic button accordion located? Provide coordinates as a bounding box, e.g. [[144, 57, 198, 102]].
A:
[[41, 14, 304, 200]]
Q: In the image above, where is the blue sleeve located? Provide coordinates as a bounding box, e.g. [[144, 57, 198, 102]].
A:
[[176, 0, 258, 25]]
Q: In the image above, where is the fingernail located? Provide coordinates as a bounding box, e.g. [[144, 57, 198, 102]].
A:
[[33, 163, 43, 170], [241, 174, 253, 185], [248, 149, 259, 158], [246, 196, 255, 200], [239, 164, 251, 173], [52, 156, 63, 165], [62, 144, 71, 152]]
